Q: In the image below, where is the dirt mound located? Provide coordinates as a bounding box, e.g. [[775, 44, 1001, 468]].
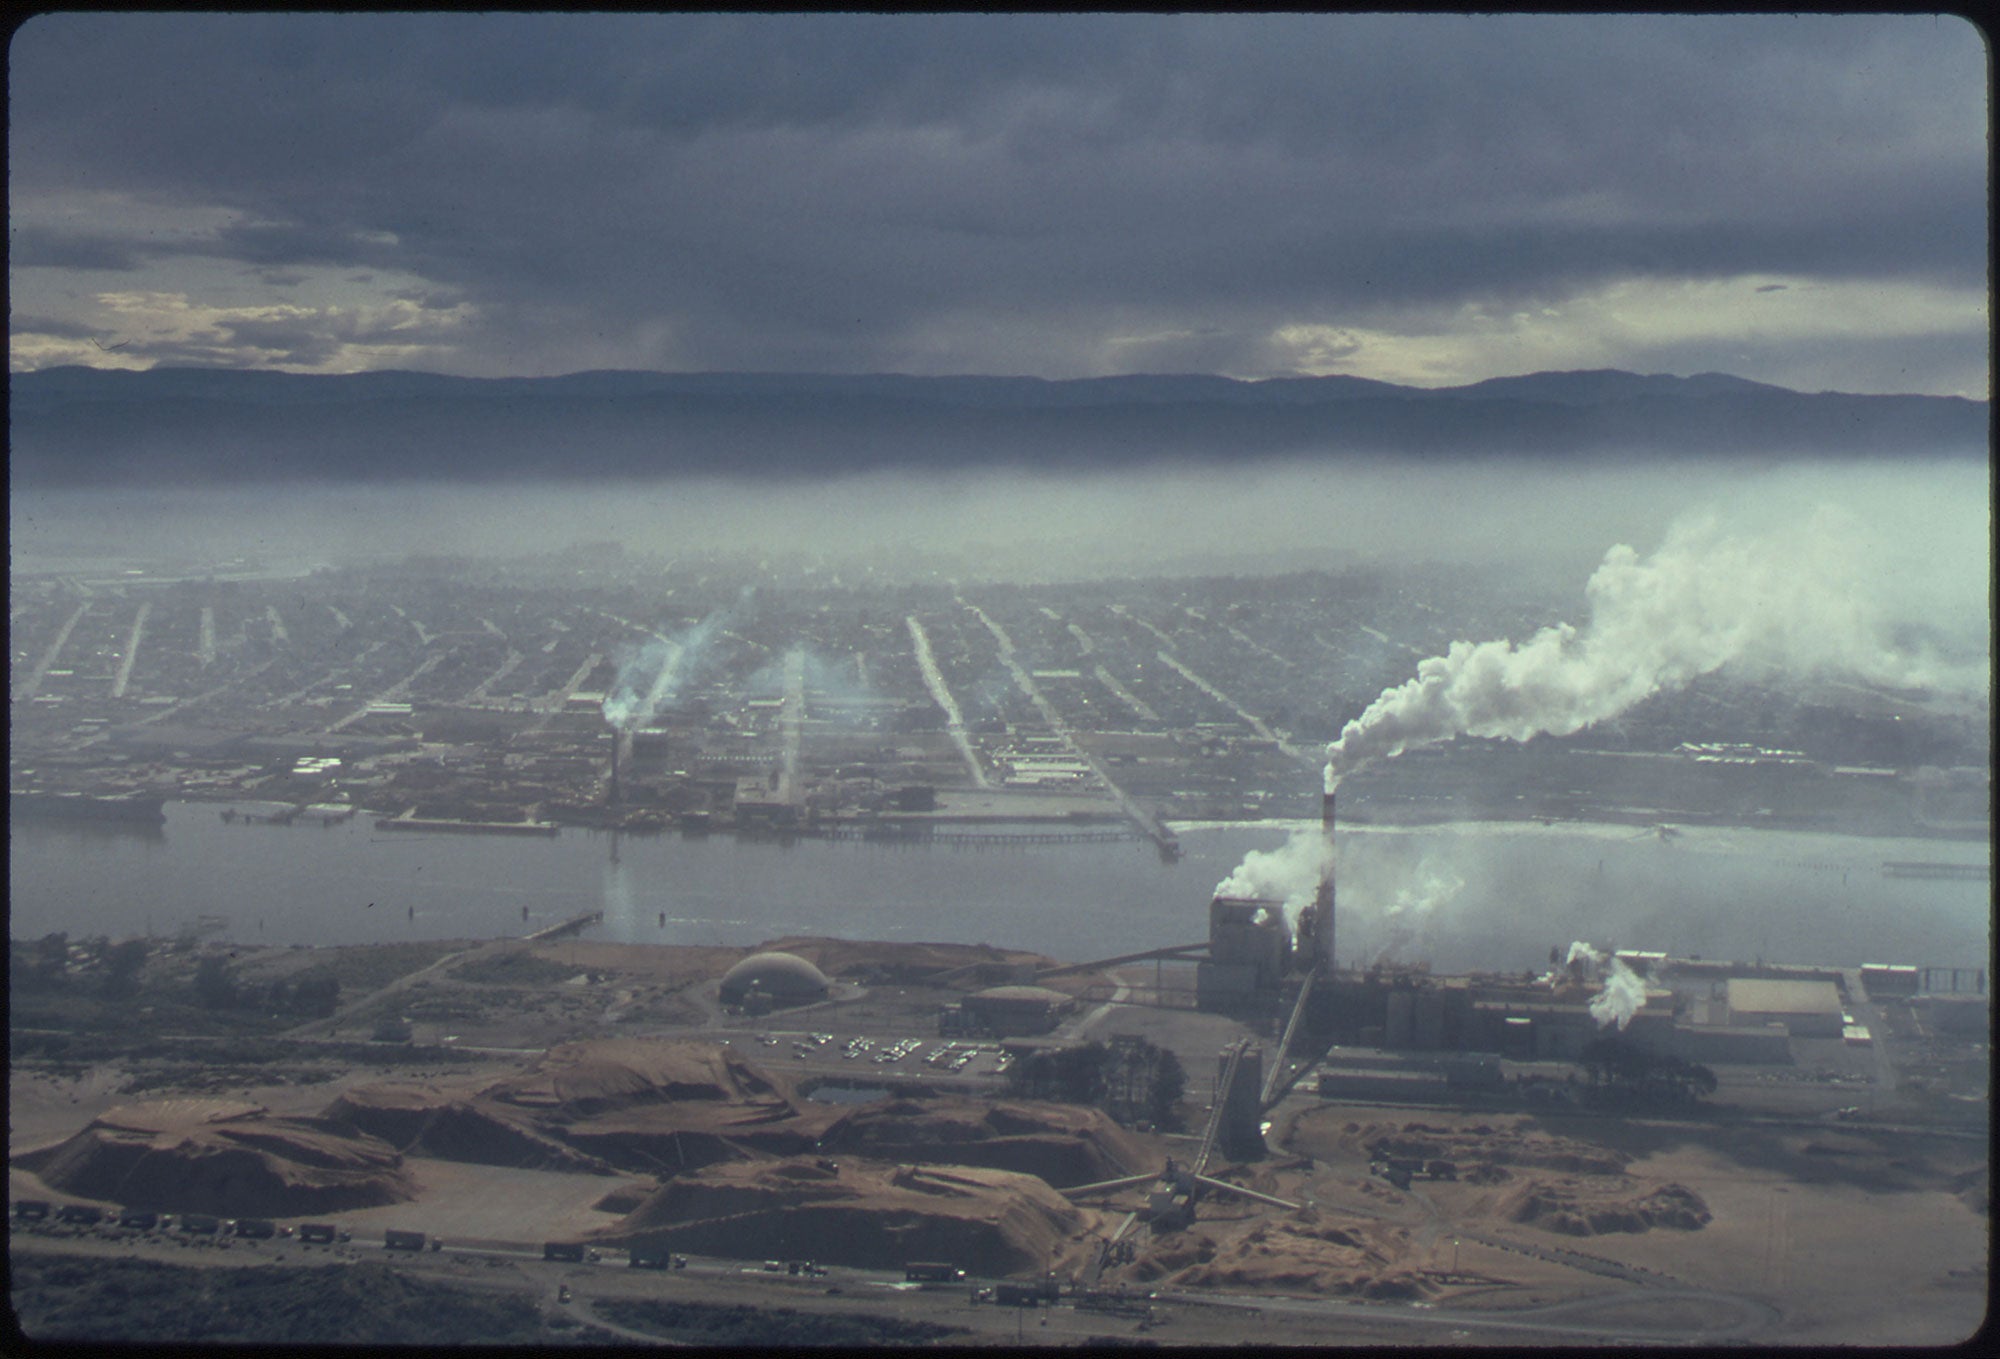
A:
[[559, 1107, 833, 1171], [1141, 1213, 1427, 1298], [325, 1040, 825, 1176], [817, 1097, 1150, 1188], [601, 1157, 1089, 1276], [755, 936, 1052, 985], [1502, 1177, 1711, 1236], [13, 1100, 415, 1218], [323, 1084, 613, 1174], [1356, 1120, 1629, 1177], [483, 1038, 791, 1115]]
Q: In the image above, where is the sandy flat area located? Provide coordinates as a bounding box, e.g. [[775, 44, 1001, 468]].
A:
[[1529, 1140, 1987, 1346]]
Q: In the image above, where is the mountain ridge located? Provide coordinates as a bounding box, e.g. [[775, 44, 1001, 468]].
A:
[[10, 366, 1985, 485]]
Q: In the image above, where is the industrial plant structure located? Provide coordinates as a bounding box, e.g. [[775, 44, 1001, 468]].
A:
[[719, 952, 831, 1012]]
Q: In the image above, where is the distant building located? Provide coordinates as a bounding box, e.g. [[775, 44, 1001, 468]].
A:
[[962, 984, 1074, 1036], [1725, 978, 1844, 1037]]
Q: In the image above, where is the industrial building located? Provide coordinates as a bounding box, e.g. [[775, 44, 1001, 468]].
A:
[[946, 985, 1076, 1036], [1723, 979, 1845, 1037], [1197, 790, 1338, 1014], [1196, 896, 1289, 1011]]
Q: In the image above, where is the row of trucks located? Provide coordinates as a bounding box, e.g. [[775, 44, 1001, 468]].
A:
[[10, 1201, 354, 1243], [908, 1262, 1063, 1308]]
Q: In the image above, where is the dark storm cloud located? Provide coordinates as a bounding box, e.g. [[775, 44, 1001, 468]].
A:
[[9, 225, 141, 272], [9, 13, 1986, 382], [10, 312, 99, 340]]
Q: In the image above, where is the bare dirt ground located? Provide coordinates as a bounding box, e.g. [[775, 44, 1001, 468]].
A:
[[1268, 1103, 1987, 1346], [11, 939, 1988, 1347]]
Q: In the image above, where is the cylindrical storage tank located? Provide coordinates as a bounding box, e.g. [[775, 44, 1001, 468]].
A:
[[1415, 991, 1445, 1050], [1386, 991, 1416, 1049]]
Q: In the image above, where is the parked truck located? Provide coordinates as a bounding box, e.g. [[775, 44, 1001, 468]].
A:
[[905, 1261, 965, 1283]]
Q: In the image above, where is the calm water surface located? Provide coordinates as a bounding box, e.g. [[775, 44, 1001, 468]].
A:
[[8, 802, 1989, 974]]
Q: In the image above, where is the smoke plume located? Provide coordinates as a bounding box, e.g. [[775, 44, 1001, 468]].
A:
[[1213, 830, 1335, 938], [1372, 858, 1466, 965], [1564, 940, 1607, 975], [601, 610, 731, 731], [1555, 939, 1647, 1029], [1588, 956, 1649, 1030], [1323, 509, 1980, 790]]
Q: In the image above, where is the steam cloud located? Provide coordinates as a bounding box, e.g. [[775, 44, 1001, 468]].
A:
[[1588, 956, 1649, 1030], [1560, 940, 1648, 1030], [1323, 510, 1978, 791], [601, 609, 731, 730], [1564, 940, 1607, 973], [1213, 830, 1335, 938], [1372, 858, 1466, 965]]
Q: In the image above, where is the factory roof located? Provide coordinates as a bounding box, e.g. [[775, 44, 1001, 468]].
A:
[[1725, 978, 1843, 1016]]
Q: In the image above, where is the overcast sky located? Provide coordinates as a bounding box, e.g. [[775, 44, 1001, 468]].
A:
[[8, 13, 1988, 395]]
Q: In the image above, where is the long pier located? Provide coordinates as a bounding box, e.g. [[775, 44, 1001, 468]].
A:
[[373, 814, 560, 837], [524, 910, 603, 943], [819, 823, 1143, 848]]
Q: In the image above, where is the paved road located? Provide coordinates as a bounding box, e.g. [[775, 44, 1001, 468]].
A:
[[12, 1225, 1786, 1346]]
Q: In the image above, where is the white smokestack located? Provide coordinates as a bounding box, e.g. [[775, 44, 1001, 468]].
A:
[[1322, 509, 1978, 790]]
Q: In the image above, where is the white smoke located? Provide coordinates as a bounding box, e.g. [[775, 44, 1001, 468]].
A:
[[1373, 858, 1465, 965], [1322, 508, 1982, 790], [1563, 940, 1607, 977], [1556, 940, 1646, 1029], [1588, 955, 1649, 1031], [1213, 829, 1335, 939], [601, 610, 730, 731]]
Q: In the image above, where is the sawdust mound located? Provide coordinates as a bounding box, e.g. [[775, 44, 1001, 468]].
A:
[[325, 1040, 822, 1175], [1360, 1121, 1629, 1177], [13, 1099, 415, 1218], [483, 1038, 791, 1114], [1503, 1178, 1711, 1236], [757, 936, 1052, 986], [323, 1084, 613, 1174], [817, 1098, 1151, 1188], [1147, 1214, 1428, 1298], [558, 1107, 828, 1172], [602, 1158, 1087, 1276]]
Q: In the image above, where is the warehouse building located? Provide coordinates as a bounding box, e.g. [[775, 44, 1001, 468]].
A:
[[1724, 978, 1844, 1037], [959, 984, 1075, 1036]]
